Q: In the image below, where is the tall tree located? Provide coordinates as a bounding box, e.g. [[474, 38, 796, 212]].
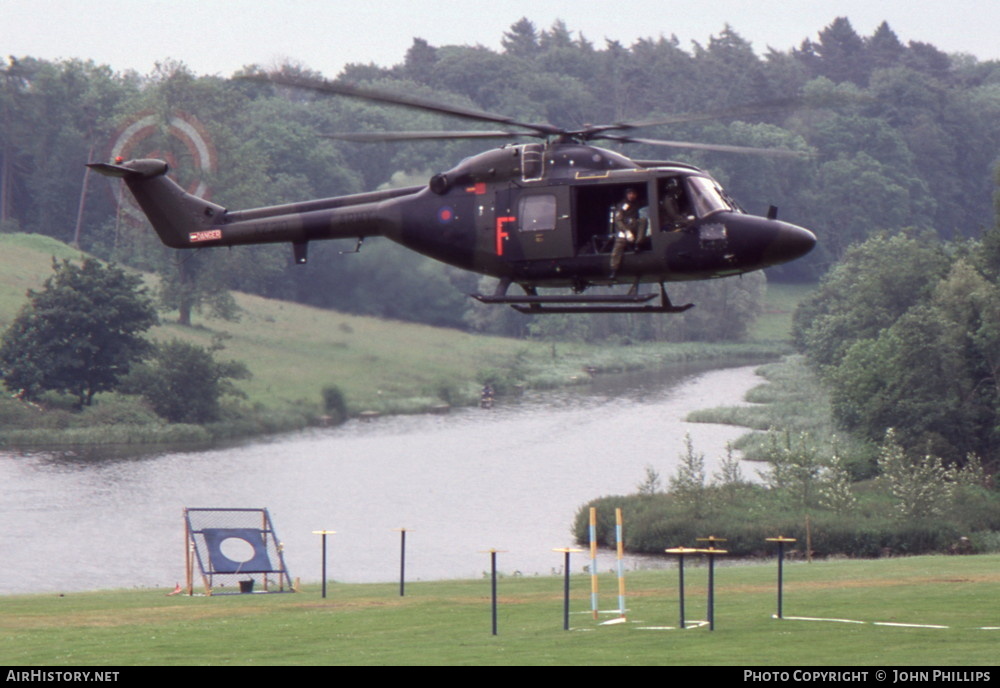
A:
[[904, 41, 952, 80], [402, 38, 439, 84], [539, 19, 575, 52], [693, 25, 768, 108], [866, 22, 906, 71], [793, 232, 951, 368], [814, 17, 868, 85], [0, 259, 158, 407], [502, 17, 541, 59]]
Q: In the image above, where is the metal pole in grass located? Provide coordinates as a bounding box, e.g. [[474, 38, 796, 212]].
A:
[[665, 547, 698, 628], [312, 530, 336, 598], [481, 549, 506, 635], [766, 536, 797, 619], [553, 548, 584, 630], [696, 536, 728, 631], [393, 528, 409, 597]]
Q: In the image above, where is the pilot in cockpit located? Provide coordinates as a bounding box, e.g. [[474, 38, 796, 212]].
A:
[[660, 177, 692, 231]]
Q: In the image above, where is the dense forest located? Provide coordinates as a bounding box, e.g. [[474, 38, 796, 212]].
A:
[[2, 16, 999, 339]]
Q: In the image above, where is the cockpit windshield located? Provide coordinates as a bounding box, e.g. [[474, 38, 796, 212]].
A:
[[687, 176, 735, 218]]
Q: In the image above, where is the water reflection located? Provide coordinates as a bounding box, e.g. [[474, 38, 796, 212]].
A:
[[0, 364, 762, 595]]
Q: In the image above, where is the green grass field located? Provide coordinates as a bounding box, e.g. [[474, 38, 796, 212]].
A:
[[2, 554, 996, 666]]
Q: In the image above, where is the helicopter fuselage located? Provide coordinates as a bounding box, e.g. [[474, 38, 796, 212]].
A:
[[90, 141, 815, 310], [393, 143, 815, 288]]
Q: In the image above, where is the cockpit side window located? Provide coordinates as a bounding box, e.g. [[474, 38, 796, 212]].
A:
[[687, 176, 733, 218]]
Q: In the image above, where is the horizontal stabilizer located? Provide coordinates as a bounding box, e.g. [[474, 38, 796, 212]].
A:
[[87, 159, 170, 180], [86, 162, 133, 178]]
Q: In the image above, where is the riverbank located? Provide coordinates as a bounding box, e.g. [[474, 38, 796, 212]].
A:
[[3, 554, 997, 665], [0, 364, 771, 595], [0, 342, 787, 447], [576, 354, 1000, 559], [0, 329, 789, 450], [0, 233, 799, 447], [0, 233, 806, 447]]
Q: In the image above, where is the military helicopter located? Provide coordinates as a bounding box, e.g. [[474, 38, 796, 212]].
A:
[[89, 73, 816, 314]]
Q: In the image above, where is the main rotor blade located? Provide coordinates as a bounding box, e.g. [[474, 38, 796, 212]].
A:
[[615, 98, 804, 130], [248, 73, 561, 137], [602, 134, 808, 158], [322, 130, 530, 142]]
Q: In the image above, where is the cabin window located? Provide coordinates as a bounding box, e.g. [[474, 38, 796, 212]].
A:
[[518, 194, 557, 232]]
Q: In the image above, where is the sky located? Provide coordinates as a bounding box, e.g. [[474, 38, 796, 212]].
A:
[[3, 0, 999, 79]]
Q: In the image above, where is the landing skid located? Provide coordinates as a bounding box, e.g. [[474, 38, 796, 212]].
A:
[[470, 282, 694, 314]]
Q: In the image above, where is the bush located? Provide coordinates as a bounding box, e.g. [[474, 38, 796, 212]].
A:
[[574, 488, 986, 559], [321, 385, 348, 423], [79, 394, 160, 426], [125, 340, 250, 424]]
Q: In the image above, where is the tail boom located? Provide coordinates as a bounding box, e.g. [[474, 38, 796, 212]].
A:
[[88, 159, 225, 248], [89, 158, 411, 251]]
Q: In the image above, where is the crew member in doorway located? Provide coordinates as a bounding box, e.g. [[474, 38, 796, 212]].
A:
[[610, 187, 646, 278]]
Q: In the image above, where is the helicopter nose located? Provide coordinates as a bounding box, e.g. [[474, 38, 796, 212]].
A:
[[769, 222, 816, 264]]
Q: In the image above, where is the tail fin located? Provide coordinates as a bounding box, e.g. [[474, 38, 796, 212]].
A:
[[88, 159, 225, 248]]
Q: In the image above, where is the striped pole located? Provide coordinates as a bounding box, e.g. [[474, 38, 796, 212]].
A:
[[615, 507, 626, 619], [589, 507, 599, 620]]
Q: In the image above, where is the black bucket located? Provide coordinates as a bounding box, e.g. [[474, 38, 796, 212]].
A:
[[239, 579, 254, 594]]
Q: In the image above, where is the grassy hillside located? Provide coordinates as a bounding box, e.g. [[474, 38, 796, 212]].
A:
[[154, 295, 522, 413], [1, 554, 996, 666], [0, 233, 84, 316], [0, 234, 530, 414], [0, 234, 788, 423]]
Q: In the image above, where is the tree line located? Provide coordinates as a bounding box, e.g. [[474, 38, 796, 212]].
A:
[[794, 219, 1000, 471], [1, 17, 999, 340]]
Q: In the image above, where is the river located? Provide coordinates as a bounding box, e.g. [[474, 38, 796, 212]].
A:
[[0, 363, 763, 595]]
